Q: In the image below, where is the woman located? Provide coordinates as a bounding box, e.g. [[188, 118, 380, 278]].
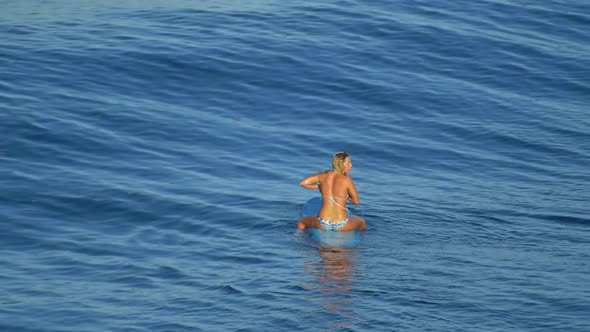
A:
[[297, 151, 366, 231]]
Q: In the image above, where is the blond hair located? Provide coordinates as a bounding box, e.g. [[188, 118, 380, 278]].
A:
[[332, 151, 350, 174]]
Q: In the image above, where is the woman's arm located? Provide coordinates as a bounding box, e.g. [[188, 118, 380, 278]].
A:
[[347, 177, 360, 204], [299, 173, 321, 190]]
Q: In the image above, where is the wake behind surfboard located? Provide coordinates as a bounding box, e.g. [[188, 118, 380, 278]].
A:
[[300, 197, 363, 247]]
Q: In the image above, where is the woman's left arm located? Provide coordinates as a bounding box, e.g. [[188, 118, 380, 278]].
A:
[[299, 173, 321, 190]]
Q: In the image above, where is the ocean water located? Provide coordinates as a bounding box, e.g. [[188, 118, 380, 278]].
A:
[[1, 0, 589, 331]]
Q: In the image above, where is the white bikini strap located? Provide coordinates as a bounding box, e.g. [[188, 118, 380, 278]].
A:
[[327, 196, 349, 212]]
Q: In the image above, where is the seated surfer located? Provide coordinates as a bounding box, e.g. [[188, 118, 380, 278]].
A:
[[297, 151, 366, 231]]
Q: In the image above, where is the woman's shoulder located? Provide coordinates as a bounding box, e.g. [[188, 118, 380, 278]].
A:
[[334, 172, 352, 181], [321, 170, 351, 181]]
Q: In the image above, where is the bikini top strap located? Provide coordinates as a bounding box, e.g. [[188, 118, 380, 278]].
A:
[[322, 195, 349, 212]]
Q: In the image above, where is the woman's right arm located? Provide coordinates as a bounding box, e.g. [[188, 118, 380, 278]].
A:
[[347, 177, 360, 204]]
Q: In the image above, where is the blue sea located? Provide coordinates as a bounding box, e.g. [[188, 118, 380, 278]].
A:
[[1, 1, 589, 331]]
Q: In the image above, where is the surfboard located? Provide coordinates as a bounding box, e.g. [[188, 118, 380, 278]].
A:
[[301, 197, 323, 217], [300, 197, 363, 247]]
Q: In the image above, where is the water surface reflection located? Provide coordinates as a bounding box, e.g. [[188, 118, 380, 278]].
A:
[[304, 244, 360, 329]]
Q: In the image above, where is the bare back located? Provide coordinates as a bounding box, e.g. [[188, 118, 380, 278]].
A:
[[317, 170, 358, 222]]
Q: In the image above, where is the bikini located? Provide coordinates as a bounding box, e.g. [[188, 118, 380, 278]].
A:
[[318, 195, 349, 231], [318, 216, 349, 231]]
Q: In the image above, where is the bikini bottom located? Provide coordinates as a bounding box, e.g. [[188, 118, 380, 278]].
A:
[[318, 217, 349, 231]]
